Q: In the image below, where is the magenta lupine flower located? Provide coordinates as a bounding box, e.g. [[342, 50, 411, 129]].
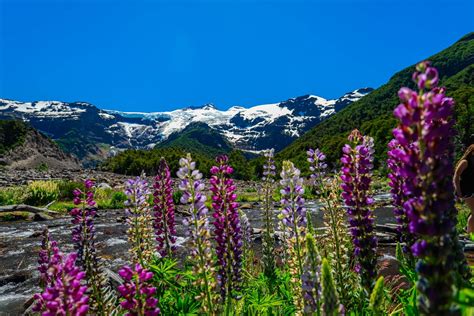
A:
[[33, 253, 89, 316], [392, 61, 469, 313], [210, 155, 243, 305], [118, 264, 160, 316], [37, 228, 62, 289], [153, 158, 177, 258], [387, 139, 416, 256], [340, 129, 377, 290], [177, 154, 216, 313], [307, 148, 328, 192]]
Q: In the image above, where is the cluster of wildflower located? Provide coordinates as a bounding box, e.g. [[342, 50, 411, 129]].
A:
[[307, 148, 328, 194], [262, 149, 277, 280], [71, 179, 115, 313], [280, 160, 307, 313], [340, 130, 377, 291], [153, 158, 177, 258], [124, 175, 154, 264], [118, 264, 160, 316], [177, 154, 217, 313], [210, 155, 243, 305], [392, 61, 467, 313], [34, 251, 89, 315]]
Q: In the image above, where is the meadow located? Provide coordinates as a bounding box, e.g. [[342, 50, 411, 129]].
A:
[[28, 62, 474, 315]]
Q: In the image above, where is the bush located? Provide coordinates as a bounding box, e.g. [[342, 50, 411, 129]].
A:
[[57, 180, 85, 200], [25, 181, 59, 206], [0, 186, 28, 205]]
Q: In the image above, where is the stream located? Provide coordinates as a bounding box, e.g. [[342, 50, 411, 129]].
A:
[[0, 194, 396, 315]]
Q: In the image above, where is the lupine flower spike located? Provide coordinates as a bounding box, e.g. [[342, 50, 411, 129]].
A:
[[392, 61, 469, 313], [71, 179, 115, 314], [153, 158, 177, 258], [387, 139, 416, 258], [118, 264, 160, 316], [262, 149, 277, 280], [210, 155, 243, 312], [177, 154, 217, 314], [124, 175, 154, 265], [307, 148, 328, 196], [37, 228, 61, 289], [33, 251, 89, 316], [301, 233, 321, 314], [280, 160, 307, 313], [340, 130, 377, 291], [321, 258, 344, 316]]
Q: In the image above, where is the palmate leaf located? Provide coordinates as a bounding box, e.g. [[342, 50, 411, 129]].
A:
[[246, 293, 285, 315]]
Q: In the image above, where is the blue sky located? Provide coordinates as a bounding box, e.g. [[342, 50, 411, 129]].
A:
[[0, 0, 472, 112]]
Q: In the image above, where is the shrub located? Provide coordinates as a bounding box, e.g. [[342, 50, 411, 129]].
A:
[[0, 186, 28, 205], [25, 181, 59, 206], [57, 180, 85, 201]]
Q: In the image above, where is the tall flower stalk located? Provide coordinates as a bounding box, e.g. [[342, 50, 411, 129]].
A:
[[71, 179, 115, 314], [302, 233, 321, 315], [124, 175, 154, 265], [117, 264, 160, 316], [392, 61, 468, 313], [387, 139, 416, 258], [34, 250, 89, 316], [153, 158, 177, 258], [340, 130, 377, 291], [320, 177, 352, 305], [210, 155, 243, 313], [177, 154, 217, 314], [321, 258, 344, 316], [307, 148, 328, 195], [280, 160, 307, 313], [262, 148, 276, 280], [37, 228, 61, 290]]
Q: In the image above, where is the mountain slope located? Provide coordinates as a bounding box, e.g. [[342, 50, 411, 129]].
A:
[[0, 88, 371, 165], [278, 32, 474, 168], [0, 120, 80, 170]]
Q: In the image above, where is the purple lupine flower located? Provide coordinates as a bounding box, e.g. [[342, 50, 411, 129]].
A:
[[301, 233, 321, 314], [280, 160, 306, 312], [37, 228, 62, 289], [307, 148, 328, 193], [392, 61, 468, 313], [33, 253, 89, 316], [387, 139, 416, 256], [210, 155, 242, 306], [177, 154, 216, 313], [70, 179, 114, 313], [70, 179, 98, 268], [262, 149, 277, 280], [153, 158, 177, 258], [124, 175, 154, 265], [340, 129, 377, 290], [118, 264, 160, 316]]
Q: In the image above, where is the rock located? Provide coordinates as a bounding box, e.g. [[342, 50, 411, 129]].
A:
[[377, 255, 411, 291], [0, 270, 31, 286], [28, 231, 43, 238], [97, 182, 112, 190]]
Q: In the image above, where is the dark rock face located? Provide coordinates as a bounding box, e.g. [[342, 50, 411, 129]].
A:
[[0, 124, 80, 171]]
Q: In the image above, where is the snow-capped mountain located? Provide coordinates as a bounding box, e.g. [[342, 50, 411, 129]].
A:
[[0, 88, 372, 163]]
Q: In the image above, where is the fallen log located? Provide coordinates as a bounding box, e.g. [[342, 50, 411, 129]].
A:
[[0, 204, 59, 215]]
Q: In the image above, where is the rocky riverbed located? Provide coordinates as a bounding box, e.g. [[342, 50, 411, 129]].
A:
[[0, 195, 402, 315]]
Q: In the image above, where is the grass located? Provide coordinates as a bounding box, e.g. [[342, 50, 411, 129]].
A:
[[457, 201, 471, 234]]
